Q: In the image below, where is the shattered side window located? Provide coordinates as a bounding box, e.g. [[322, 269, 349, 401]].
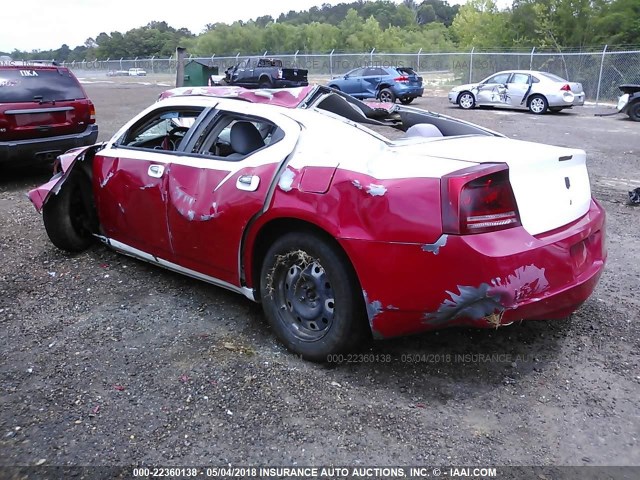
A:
[[119, 107, 203, 151]]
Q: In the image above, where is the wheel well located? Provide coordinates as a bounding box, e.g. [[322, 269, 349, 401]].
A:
[[377, 84, 392, 92], [249, 218, 359, 298], [527, 93, 546, 105], [258, 75, 272, 84]]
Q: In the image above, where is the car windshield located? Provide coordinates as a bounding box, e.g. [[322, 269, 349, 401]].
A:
[[0, 68, 85, 102], [537, 72, 568, 82]]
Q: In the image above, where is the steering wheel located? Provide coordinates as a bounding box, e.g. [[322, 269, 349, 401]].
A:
[[164, 126, 190, 151]]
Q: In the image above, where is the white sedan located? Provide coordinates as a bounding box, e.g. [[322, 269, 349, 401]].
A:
[[449, 70, 585, 114]]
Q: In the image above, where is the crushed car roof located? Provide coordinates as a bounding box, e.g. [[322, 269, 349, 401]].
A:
[[159, 85, 316, 108]]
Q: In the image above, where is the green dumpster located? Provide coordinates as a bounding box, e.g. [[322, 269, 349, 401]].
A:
[[183, 60, 219, 86]]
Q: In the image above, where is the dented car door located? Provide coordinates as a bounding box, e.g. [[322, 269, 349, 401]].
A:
[[93, 107, 204, 260], [164, 102, 300, 286], [476, 72, 512, 106]]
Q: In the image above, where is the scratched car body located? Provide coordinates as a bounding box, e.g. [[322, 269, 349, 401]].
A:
[[448, 70, 586, 114], [29, 85, 606, 361]]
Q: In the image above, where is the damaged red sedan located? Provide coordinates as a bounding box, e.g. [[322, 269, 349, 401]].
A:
[[29, 85, 606, 361]]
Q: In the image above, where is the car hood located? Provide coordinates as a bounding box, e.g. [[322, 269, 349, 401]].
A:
[[450, 83, 479, 92]]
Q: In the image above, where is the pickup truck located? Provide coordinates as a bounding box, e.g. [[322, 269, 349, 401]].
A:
[[218, 57, 308, 88]]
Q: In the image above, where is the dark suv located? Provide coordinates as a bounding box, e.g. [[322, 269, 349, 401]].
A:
[[0, 64, 98, 165]]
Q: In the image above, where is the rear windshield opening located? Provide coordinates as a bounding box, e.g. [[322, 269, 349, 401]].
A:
[[0, 68, 86, 103]]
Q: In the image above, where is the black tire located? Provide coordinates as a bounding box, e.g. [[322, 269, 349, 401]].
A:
[[259, 232, 368, 361], [528, 95, 549, 114], [400, 96, 414, 105], [258, 77, 272, 88], [457, 91, 475, 109], [42, 172, 97, 253], [377, 88, 396, 103], [628, 102, 640, 122], [549, 107, 564, 113]]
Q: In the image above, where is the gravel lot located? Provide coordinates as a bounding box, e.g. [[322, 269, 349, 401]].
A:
[[1, 76, 639, 470]]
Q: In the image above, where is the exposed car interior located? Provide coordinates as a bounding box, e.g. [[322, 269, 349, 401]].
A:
[[193, 114, 282, 160], [120, 108, 203, 151], [311, 87, 494, 141]]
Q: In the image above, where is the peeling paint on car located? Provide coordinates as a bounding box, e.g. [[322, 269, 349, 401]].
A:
[[363, 290, 383, 333], [100, 171, 114, 189], [492, 264, 550, 305], [424, 264, 551, 326], [159, 85, 316, 108], [170, 184, 224, 223], [425, 283, 504, 326], [352, 180, 363, 190], [278, 168, 296, 192], [366, 184, 387, 196], [422, 234, 448, 255], [199, 202, 221, 221]]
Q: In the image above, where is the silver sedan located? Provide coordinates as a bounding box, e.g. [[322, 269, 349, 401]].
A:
[[448, 70, 585, 114]]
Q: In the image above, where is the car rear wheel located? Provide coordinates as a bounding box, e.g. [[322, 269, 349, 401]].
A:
[[528, 95, 549, 114], [457, 91, 475, 109], [377, 88, 396, 103], [628, 102, 640, 121], [259, 78, 272, 88], [43, 172, 97, 253], [400, 96, 414, 105], [260, 232, 368, 361]]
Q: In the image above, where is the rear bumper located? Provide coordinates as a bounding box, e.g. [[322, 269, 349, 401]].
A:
[[394, 85, 424, 98], [0, 124, 98, 164], [273, 80, 309, 88], [340, 198, 606, 338], [548, 92, 585, 108]]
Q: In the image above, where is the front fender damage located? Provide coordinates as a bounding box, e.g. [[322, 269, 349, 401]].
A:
[[28, 143, 104, 212]]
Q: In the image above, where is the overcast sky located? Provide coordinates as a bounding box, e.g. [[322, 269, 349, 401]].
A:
[[0, 0, 478, 53]]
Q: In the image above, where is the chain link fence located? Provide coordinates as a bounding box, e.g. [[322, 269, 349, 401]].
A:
[[40, 47, 640, 103]]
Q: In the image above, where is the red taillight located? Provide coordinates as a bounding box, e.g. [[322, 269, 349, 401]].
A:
[[442, 164, 521, 235], [560, 84, 572, 91], [89, 102, 96, 124], [394, 76, 409, 83]]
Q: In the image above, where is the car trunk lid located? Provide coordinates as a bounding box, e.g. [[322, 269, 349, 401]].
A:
[[390, 136, 591, 236], [566, 82, 584, 94]]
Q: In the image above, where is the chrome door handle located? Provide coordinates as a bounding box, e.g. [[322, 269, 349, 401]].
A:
[[236, 175, 260, 192], [148, 164, 164, 178]]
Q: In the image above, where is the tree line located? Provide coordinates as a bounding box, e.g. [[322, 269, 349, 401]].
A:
[[3, 0, 638, 62]]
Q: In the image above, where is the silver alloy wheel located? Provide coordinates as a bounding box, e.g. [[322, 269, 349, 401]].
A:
[[458, 92, 475, 109], [529, 96, 547, 114], [379, 90, 394, 102]]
